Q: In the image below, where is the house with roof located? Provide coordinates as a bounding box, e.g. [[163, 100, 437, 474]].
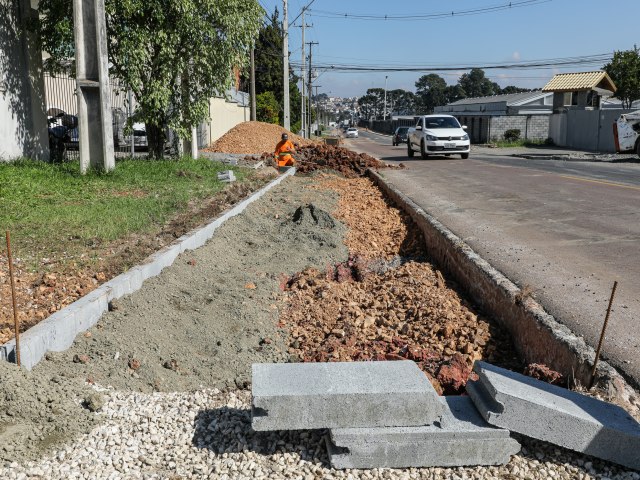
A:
[[434, 90, 553, 143], [543, 71, 626, 152]]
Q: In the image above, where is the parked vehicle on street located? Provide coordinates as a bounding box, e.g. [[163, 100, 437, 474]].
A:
[[407, 115, 470, 159], [346, 127, 359, 138], [392, 126, 410, 146], [613, 111, 640, 158]]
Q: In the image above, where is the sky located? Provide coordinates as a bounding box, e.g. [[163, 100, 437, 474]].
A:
[[257, 0, 640, 98]]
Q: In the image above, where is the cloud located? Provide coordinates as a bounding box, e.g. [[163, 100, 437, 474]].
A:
[[512, 51, 521, 61]]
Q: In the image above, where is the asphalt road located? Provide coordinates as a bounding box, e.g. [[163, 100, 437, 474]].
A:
[[346, 130, 640, 388]]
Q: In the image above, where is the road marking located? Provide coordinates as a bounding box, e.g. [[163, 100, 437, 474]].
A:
[[556, 174, 640, 191]]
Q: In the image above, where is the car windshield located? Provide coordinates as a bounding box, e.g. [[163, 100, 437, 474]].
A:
[[348, 128, 356, 131], [424, 117, 460, 129], [397, 128, 408, 134]]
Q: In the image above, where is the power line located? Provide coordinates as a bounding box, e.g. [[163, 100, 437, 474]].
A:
[[308, 0, 551, 21]]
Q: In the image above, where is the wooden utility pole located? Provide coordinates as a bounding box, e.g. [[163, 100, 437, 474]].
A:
[[282, 0, 290, 130]]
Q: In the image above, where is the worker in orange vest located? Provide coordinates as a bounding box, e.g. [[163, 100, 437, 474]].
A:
[[274, 133, 297, 168]]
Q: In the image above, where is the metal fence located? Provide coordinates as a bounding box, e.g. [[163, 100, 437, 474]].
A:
[[43, 74, 146, 160]]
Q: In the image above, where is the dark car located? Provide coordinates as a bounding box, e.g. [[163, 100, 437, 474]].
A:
[[392, 127, 410, 146]]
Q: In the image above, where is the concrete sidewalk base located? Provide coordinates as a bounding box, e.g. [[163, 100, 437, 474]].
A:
[[467, 362, 640, 470], [327, 397, 520, 469], [251, 361, 443, 431]]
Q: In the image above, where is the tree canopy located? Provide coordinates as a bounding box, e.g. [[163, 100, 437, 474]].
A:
[[36, 0, 263, 158], [604, 46, 640, 109]]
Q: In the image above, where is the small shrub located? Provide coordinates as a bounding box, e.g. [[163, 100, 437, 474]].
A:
[[504, 129, 521, 141], [544, 137, 555, 146]]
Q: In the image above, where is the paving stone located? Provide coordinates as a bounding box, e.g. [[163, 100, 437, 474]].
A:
[[466, 361, 640, 470], [327, 396, 520, 469], [251, 361, 442, 431]]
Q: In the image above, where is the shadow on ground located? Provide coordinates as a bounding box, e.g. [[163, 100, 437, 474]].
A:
[[192, 407, 330, 467]]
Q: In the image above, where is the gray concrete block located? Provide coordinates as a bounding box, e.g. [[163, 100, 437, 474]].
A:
[[466, 361, 640, 470], [327, 396, 520, 469], [251, 361, 443, 431]]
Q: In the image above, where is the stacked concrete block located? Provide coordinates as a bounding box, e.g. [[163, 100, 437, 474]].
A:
[[251, 361, 443, 431], [466, 361, 640, 470], [327, 396, 520, 469]]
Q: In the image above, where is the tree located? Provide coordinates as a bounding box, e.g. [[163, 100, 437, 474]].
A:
[[458, 68, 499, 98], [604, 46, 640, 109], [256, 91, 280, 124], [415, 74, 447, 113], [388, 89, 416, 115], [252, 8, 302, 129], [36, 0, 263, 158], [500, 85, 532, 95]]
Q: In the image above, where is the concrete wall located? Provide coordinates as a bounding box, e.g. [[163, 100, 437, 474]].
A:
[[549, 109, 632, 152], [0, 0, 49, 161], [203, 96, 249, 146], [488, 115, 549, 142]]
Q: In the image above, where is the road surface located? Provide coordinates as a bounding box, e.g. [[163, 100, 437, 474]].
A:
[[346, 129, 640, 388]]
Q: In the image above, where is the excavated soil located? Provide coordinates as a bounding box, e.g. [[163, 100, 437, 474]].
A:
[[202, 121, 313, 154], [280, 176, 521, 394]]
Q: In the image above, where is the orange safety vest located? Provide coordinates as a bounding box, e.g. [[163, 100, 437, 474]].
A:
[[275, 139, 296, 166]]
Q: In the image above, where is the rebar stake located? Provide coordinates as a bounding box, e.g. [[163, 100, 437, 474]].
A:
[[6, 231, 21, 367], [589, 280, 618, 389]]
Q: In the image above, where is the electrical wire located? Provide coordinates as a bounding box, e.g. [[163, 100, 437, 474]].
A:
[[308, 0, 551, 21]]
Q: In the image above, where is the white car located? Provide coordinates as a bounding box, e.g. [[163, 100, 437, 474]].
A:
[[407, 115, 470, 159], [346, 127, 359, 138]]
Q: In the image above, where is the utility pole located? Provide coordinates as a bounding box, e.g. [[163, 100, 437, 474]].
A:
[[250, 46, 256, 121], [300, 11, 306, 137], [314, 85, 322, 130], [383, 75, 388, 121], [307, 41, 318, 138], [283, 0, 290, 130]]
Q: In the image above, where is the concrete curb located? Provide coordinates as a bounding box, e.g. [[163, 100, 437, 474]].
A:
[[511, 154, 639, 163], [367, 169, 631, 397], [1, 168, 296, 370]]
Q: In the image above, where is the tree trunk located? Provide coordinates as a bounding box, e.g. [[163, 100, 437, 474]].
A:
[[146, 123, 166, 159]]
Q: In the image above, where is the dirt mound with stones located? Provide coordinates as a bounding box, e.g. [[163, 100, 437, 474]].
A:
[[203, 121, 313, 154]]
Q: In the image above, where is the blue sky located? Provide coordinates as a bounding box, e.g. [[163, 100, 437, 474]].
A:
[[258, 0, 640, 97]]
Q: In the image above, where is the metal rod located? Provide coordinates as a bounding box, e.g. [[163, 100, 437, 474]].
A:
[[589, 280, 618, 389], [6, 231, 21, 367]]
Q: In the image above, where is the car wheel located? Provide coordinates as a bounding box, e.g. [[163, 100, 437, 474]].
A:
[[407, 141, 414, 158], [636, 139, 640, 159], [420, 141, 429, 159], [392, 141, 396, 146], [461, 153, 469, 159]]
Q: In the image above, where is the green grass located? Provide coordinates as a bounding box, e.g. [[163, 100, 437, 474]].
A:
[[491, 139, 549, 148], [0, 157, 248, 267]]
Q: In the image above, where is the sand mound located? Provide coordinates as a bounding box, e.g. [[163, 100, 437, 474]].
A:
[[204, 121, 313, 154]]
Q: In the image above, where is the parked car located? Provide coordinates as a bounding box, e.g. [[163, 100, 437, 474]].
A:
[[407, 115, 470, 159], [392, 126, 410, 146], [346, 127, 359, 138]]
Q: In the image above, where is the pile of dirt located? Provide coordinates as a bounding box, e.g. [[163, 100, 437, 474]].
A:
[[203, 121, 313, 154], [281, 261, 520, 395], [0, 361, 99, 462], [294, 144, 387, 177]]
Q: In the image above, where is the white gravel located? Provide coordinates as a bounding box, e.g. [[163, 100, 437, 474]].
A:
[[2, 387, 639, 480]]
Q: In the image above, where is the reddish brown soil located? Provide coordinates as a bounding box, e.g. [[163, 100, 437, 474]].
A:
[[202, 121, 313, 154]]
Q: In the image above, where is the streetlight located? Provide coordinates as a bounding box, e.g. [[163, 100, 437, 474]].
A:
[[383, 75, 388, 121]]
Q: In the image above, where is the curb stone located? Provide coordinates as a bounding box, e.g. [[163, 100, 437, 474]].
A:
[[0, 168, 296, 370]]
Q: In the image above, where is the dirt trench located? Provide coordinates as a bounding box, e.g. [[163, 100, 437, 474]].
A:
[[1, 172, 524, 463]]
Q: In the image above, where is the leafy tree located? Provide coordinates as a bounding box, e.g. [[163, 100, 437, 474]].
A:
[[388, 89, 416, 115], [444, 84, 465, 104], [36, 0, 263, 158], [256, 91, 280, 124], [415, 74, 447, 113], [500, 85, 532, 95], [253, 8, 302, 128], [458, 68, 499, 98], [604, 46, 640, 109]]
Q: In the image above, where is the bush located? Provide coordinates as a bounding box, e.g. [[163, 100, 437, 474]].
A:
[[256, 92, 280, 124], [504, 129, 521, 141]]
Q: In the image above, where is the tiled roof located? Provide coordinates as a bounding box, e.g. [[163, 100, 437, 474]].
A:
[[542, 71, 617, 93]]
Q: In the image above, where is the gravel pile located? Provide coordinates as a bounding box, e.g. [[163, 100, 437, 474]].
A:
[[203, 121, 313, 154], [2, 387, 639, 479]]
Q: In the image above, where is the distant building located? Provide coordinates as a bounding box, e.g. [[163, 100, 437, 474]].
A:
[[435, 91, 553, 143], [542, 71, 616, 112]]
